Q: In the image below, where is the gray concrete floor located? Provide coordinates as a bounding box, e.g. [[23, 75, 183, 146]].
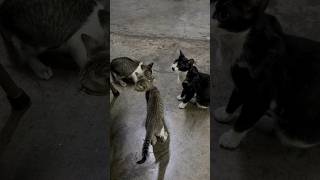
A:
[[110, 0, 210, 179], [212, 1, 320, 180], [0, 41, 109, 179]]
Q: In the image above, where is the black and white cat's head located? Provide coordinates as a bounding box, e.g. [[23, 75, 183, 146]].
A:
[[212, 0, 269, 32], [171, 50, 195, 72]]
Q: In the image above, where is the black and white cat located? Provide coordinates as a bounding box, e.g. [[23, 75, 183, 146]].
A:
[[0, 0, 107, 80], [213, 0, 320, 149], [171, 50, 210, 109]]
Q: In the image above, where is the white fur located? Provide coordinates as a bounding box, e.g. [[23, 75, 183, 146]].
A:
[[66, 2, 105, 68], [130, 62, 144, 83], [159, 127, 168, 142], [219, 129, 248, 149], [214, 106, 234, 123], [196, 102, 209, 109], [275, 127, 318, 148], [177, 94, 184, 101], [178, 102, 188, 109]]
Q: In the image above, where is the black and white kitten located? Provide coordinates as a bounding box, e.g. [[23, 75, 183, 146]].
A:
[[213, 0, 320, 149], [179, 66, 210, 109]]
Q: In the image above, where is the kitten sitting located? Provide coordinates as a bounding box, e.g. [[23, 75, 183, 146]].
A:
[[179, 66, 210, 109]]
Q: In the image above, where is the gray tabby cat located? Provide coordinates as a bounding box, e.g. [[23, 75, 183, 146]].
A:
[[111, 57, 145, 87], [135, 73, 169, 164], [0, 0, 107, 80]]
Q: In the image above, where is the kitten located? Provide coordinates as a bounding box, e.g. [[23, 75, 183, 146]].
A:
[[111, 57, 145, 87], [135, 71, 169, 164], [179, 66, 210, 109], [171, 50, 194, 85], [0, 0, 107, 80]]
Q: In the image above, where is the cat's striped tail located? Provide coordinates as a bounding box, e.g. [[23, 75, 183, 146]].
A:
[[137, 139, 151, 164]]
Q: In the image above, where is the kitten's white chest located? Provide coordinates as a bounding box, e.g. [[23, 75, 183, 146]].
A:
[[177, 71, 187, 84]]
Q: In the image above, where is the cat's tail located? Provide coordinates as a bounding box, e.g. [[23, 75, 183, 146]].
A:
[[137, 139, 151, 164]]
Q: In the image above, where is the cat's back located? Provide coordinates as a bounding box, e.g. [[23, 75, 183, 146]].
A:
[[110, 57, 140, 76], [146, 87, 163, 115], [0, 0, 97, 47]]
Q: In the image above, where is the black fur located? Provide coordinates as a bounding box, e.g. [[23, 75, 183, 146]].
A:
[[172, 50, 194, 72], [182, 66, 210, 107], [214, 0, 320, 145]]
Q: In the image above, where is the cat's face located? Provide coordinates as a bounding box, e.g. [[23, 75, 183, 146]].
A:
[[135, 63, 155, 92], [79, 33, 109, 95], [212, 0, 269, 32], [171, 50, 194, 72]]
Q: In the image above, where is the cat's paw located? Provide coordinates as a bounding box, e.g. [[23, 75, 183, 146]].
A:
[[177, 95, 184, 101], [219, 129, 247, 149], [30, 62, 53, 80], [119, 80, 127, 87], [196, 102, 209, 109], [159, 127, 168, 143], [178, 102, 188, 109], [214, 106, 234, 123]]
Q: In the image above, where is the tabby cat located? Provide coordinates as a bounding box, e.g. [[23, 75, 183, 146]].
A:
[[135, 73, 169, 164], [111, 57, 147, 87], [0, 0, 107, 80]]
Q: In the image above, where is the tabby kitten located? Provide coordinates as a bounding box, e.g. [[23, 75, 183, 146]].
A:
[[0, 0, 107, 80], [135, 72, 169, 164], [111, 57, 147, 87]]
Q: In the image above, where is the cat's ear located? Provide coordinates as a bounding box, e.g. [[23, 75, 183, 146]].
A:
[[179, 50, 185, 58], [188, 59, 195, 65], [147, 62, 154, 69], [81, 33, 100, 57]]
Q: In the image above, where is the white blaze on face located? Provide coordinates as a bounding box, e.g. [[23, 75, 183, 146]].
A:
[[171, 62, 178, 72], [131, 62, 144, 83]]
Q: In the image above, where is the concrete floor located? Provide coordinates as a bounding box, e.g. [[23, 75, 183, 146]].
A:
[[212, 0, 320, 180], [110, 0, 210, 179]]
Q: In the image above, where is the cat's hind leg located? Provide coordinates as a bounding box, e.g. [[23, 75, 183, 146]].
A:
[[11, 36, 53, 80]]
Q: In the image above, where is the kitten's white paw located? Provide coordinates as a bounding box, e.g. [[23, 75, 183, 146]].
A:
[[178, 102, 188, 109], [31, 63, 53, 80], [196, 102, 209, 109], [159, 127, 168, 142], [177, 95, 184, 101], [219, 129, 247, 149], [214, 106, 233, 123]]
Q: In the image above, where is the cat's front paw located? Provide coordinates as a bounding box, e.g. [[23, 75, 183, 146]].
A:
[[29, 58, 53, 80], [33, 64, 53, 80], [178, 102, 188, 109], [177, 95, 184, 101], [219, 129, 247, 149], [214, 106, 234, 123]]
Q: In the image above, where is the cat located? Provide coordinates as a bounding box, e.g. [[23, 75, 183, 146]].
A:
[[213, 0, 320, 149], [0, 0, 107, 80], [179, 66, 210, 109], [111, 57, 146, 87], [135, 71, 169, 164]]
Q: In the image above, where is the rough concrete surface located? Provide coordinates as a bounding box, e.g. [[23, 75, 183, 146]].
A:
[[110, 0, 210, 179], [212, 0, 320, 180]]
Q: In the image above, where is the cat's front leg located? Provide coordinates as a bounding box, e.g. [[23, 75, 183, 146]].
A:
[[219, 95, 270, 149], [214, 88, 242, 123], [179, 91, 194, 109], [177, 88, 187, 101]]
